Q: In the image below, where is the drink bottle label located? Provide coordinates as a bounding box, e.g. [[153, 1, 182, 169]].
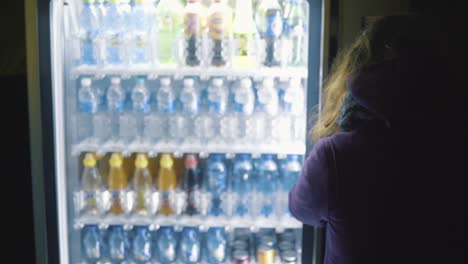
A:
[[79, 100, 98, 113], [209, 12, 226, 40], [184, 13, 201, 38], [265, 11, 283, 37], [109, 98, 125, 112]]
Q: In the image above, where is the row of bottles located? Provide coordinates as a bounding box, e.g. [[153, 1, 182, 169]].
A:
[[78, 152, 302, 218], [76, 76, 306, 145], [76, 0, 307, 68], [81, 225, 300, 263]]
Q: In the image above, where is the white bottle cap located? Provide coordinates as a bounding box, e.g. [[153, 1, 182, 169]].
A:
[[160, 77, 171, 86], [240, 78, 252, 88], [212, 78, 223, 87], [111, 77, 121, 85], [262, 77, 274, 88], [184, 78, 194, 87], [81, 78, 92, 86]]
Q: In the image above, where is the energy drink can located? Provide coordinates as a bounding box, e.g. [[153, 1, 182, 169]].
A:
[[232, 239, 249, 251], [281, 250, 298, 263], [278, 240, 295, 252], [233, 249, 250, 264], [257, 245, 275, 264], [259, 235, 276, 248]]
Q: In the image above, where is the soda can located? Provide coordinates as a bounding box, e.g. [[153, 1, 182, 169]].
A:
[[232, 239, 249, 251], [257, 245, 275, 264], [281, 250, 298, 263], [279, 230, 296, 242], [259, 235, 276, 248], [233, 249, 250, 264], [278, 240, 295, 252]]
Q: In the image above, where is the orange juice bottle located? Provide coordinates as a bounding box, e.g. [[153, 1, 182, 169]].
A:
[[107, 153, 128, 215], [133, 153, 152, 215], [157, 154, 177, 215]]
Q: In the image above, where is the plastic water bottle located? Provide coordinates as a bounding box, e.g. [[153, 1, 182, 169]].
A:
[[205, 153, 228, 216], [107, 225, 130, 262], [78, 78, 98, 114], [80, 153, 102, 216], [207, 78, 229, 114], [79, 0, 99, 65], [132, 226, 152, 262], [102, 0, 126, 64], [131, 77, 150, 140], [257, 0, 283, 66], [205, 227, 228, 264], [257, 77, 279, 115], [155, 0, 184, 66], [130, 0, 153, 64], [256, 154, 279, 217], [180, 78, 199, 115], [230, 78, 255, 141], [207, 0, 233, 66], [283, 0, 306, 66], [156, 226, 178, 263], [280, 155, 301, 192], [179, 227, 201, 263], [281, 77, 304, 115], [107, 77, 126, 140], [82, 225, 103, 261], [156, 78, 176, 113], [183, 0, 205, 66], [231, 154, 254, 217]]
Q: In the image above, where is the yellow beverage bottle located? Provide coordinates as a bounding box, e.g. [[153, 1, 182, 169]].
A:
[[133, 153, 152, 215], [232, 0, 258, 68], [157, 154, 177, 215], [107, 153, 128, 215]]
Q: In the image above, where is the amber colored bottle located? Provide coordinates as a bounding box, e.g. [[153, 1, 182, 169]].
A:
[[133, 153, 153, 215], [157, 154, 177, 215], [107, 153, 128, 215]]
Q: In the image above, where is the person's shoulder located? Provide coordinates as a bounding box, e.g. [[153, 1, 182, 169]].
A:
[[314, 131, 359, 151]]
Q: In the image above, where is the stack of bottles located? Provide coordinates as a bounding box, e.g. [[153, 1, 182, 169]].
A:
[[81, 226, 299, 263], [76, 0, 308, 68], [76, 76, 305, 145], [78, 152, 302, 219]]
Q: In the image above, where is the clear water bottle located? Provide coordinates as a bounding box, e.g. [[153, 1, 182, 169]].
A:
[[257, 77, 279, 116], [79, 0, 99, 65], [180, 78, 199, 115], [107, 77, 126, 140], [233, 78, 255, 116], [207, 78, 229, 114], [130, 0, 153, 64], [102, 0, 127, 65], [156, 78, 176, 113], [78, 78, 98, 114], [205, 227, 228, 264], [156, 226, 178, 264], [179, 227, 201, 263], [283, 0, 306, 66], [131, 77, 150, 113], [205, 153, 228, 216], [281, 77, 304, 115], [280, 154, 301, 192], [132, 226, 152, 262], [256, 154, 279, 217], [81, 225, 104, 261], [224, 78, 255, 142], [231, 154, 254, 217], [107, 225, 130, 262]]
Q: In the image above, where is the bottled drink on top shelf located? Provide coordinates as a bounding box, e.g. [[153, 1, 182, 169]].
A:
[[205, 153, 228, 216], [156, 226, 178, 263], [78, 78, 98, 114], [205, 227, 228, 264], [283, 0, 306, 66], [132, 225, 152, 262], [157, 154, 177, 215], [256, 154, 279, 217], [281, 77, 304, 115], [79, 0, 99, 65], [95, 0, 107, 26], [258, 0, 283, 67], [102, 0, 127, 65], [179, 227, 201, 263], [81, 153, 102, 216], [232, 154, 254, 217], [183, 0, 205, 66], [207, 0, 233, 67], [155, 0, 184, 66], [232, 0, 258, 68], [183, 154, 202, 215], [82, 225, 104, 261], [107, 77, 126, 140], [132, 153, 153, 215], [130, 0, 153, 64], [107, 225, 130, 262], [180, 78, 199, 115], [107, 153, 128, 215]]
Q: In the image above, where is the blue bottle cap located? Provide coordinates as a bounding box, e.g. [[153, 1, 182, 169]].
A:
[[209, 153, 225, 160], [287, 154, 300, 161], [261, 154, 274, 160], [136, 77, 145, 84], [109, 225, 124, 230], [236, 153, 251, 160]]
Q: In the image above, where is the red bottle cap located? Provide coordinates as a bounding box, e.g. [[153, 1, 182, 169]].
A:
[[184, 154, 198, 169]]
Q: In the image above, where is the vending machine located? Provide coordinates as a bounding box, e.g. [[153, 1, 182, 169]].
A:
[[26, 0, 327, 263]]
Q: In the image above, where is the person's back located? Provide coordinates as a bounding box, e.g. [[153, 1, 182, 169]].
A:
[[289, 14, 468, 264]]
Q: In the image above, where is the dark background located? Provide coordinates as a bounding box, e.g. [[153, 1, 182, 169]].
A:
[[2, 0, 464, 263]]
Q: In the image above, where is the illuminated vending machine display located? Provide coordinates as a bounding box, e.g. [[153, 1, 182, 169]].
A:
[[27, 0, 326, 263]]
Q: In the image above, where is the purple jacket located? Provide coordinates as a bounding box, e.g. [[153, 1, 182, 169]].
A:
[[289, 60, 468, 264]]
